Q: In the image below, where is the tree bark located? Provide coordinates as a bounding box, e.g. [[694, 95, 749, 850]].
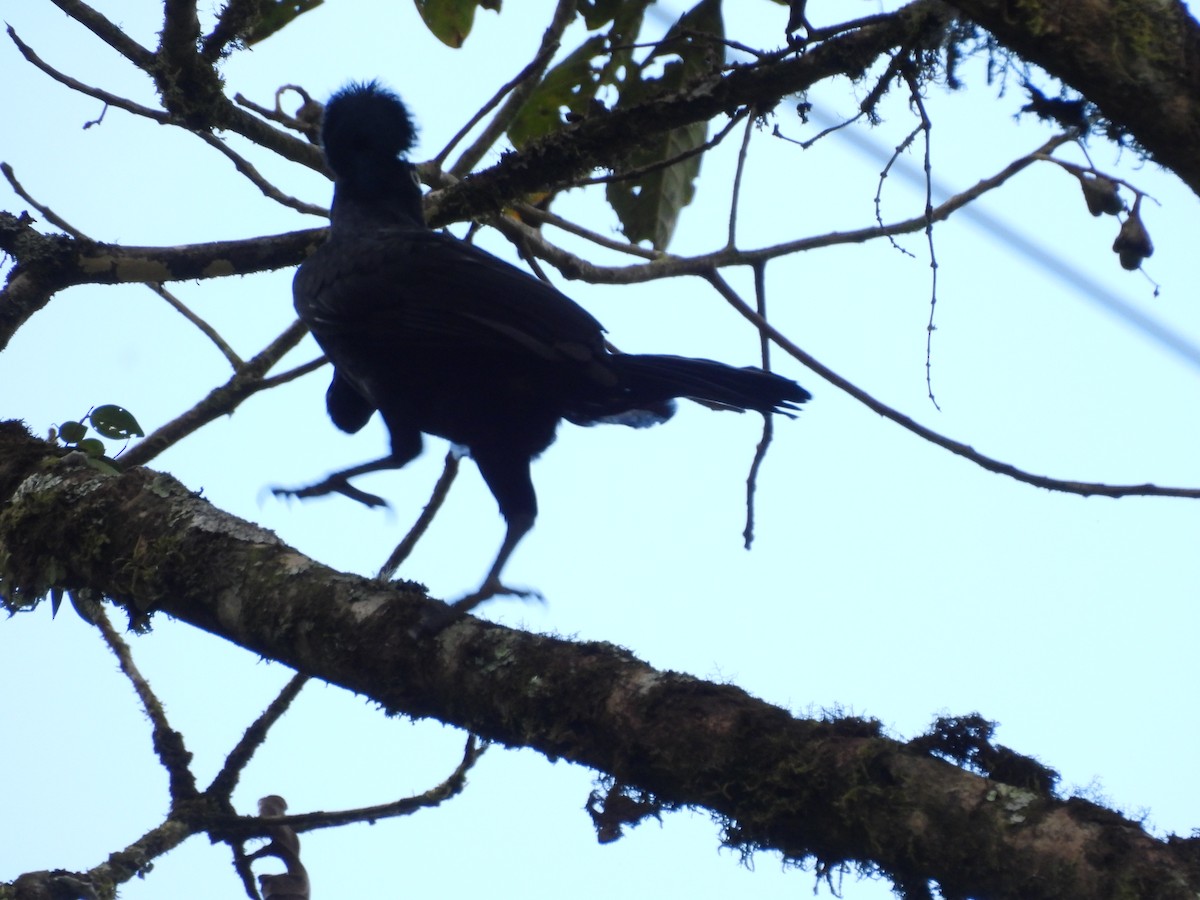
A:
[[2, 421, 1199, 900]]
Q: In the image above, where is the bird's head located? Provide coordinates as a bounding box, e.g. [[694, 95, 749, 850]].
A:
[[322, 81, 417, 177]]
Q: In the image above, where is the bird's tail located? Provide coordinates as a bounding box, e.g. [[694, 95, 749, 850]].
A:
[[569, 354, 810, 427]]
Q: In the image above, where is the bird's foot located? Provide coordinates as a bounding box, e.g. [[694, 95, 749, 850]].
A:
[[414, 580, 543, 636], [453, 580, 543, 615], [270, 476, 388, 509]]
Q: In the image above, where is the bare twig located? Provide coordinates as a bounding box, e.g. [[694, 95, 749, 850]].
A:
[[256, 355, 329, 391], [48, 0, 156, 68], [505, 201, 661, 260], [196, 132, 329, 217], [1, 162, 88, 238], [485, 133, 1073, 287], [121, 320, 311, 466], [899, 69, 942, 410], [727, 111, 757, 249], [705, 273, 1200, 501], [217, 735, 487, 836], [742, 262, 775, 549], [208, 673, 309, 799], [93, 605, 199, 801], [874, 124, 921, 257], [580, 109, 748, 187], [377, 452, 462, 583], [7, 26, 169, 124], [148, 281, 244, 368]]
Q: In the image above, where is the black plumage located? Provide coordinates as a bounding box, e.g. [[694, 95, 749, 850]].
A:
[[280, 81, 811, 612]]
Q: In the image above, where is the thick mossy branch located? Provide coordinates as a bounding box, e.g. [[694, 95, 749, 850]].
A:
[[0, 216, 322, 351], [1, 421, 1198, 900], [949, 0, 1200, 197], [426, 2, 952, 226]]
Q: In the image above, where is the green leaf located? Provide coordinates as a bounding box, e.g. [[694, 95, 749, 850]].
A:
[[578, 0, 652, 39], [414, 0, 496, 48], [509, 35, 609, 149], [90, 404, 145, 440], [77, 438, 107, 458], [507, 0, 653, 150], [244, 0, 324, 46], [59, 420, 87, 444], [605, 0, 724, 250], [606, 88, 706, 249]]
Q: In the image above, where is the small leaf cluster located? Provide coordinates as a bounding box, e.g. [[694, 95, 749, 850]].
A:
[[51, 404, 145, 460]]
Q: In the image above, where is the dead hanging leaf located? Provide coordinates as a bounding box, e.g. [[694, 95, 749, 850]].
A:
[[1112, 196, 1153, 271], [1079, 174, 1123, 217]]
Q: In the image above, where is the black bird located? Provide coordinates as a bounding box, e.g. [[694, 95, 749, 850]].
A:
[[278, 81, 811, 613]]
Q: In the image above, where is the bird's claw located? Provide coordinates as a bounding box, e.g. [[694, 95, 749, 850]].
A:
[[270, 479, 388, 509], [451, 579, 543, 615], [412, 580, 543, 637]]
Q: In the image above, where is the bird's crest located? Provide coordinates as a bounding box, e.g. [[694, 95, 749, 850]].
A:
[[321, 81, 417, 179]]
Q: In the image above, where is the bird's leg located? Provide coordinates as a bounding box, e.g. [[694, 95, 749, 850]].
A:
[[414, 513, 539, 636], [273, 426, 423, 509], [414, 446, 543, 634], [451, 512, 540, 615], [271, 456, 399, 508]]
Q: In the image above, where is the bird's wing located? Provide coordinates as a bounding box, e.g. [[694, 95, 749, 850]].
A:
[[295, 228, 607, 365]]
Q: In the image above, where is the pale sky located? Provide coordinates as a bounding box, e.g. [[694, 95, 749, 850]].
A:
[[3, 2, 1198, 898]]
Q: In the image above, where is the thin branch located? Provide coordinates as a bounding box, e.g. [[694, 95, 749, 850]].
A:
[[208, 673, 310, 799], [772, 109, 866, 151], [764, 11, 905, 58], [486, 133, 1073, 286], [443, 0, 579, 174], [214, 736, 486, 837], [506, 202, 659, 260], [12, 15, 321, 178], [196, 132, 329, 217], [874, 124, 921, 257], [234, 86, 323, 145], [1, 163, 88, 238], [6, 26, 169, 125], [727, 111, 757, 249], [376, 452, 461, 583], [121, 320, 311, 467], [256, 355, 329, 391], [48, 0, 156, 68], [93, 604, 199, 802], [704, 272, 1200, 501], [217, 103, 327, 172], [742, 262, 774, 549], [900, 69, 941, 410], [5, 163, 249, 367], [580, 109, 748, 187], [148, 281, 244, 368]]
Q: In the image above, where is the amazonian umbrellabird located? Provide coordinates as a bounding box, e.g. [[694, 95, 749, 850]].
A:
[[275, 81, 811, 616]]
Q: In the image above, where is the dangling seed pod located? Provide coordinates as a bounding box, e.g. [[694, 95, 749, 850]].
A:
[[1112, 196, 1153, 271], [1080, 173, 1123, 216]]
